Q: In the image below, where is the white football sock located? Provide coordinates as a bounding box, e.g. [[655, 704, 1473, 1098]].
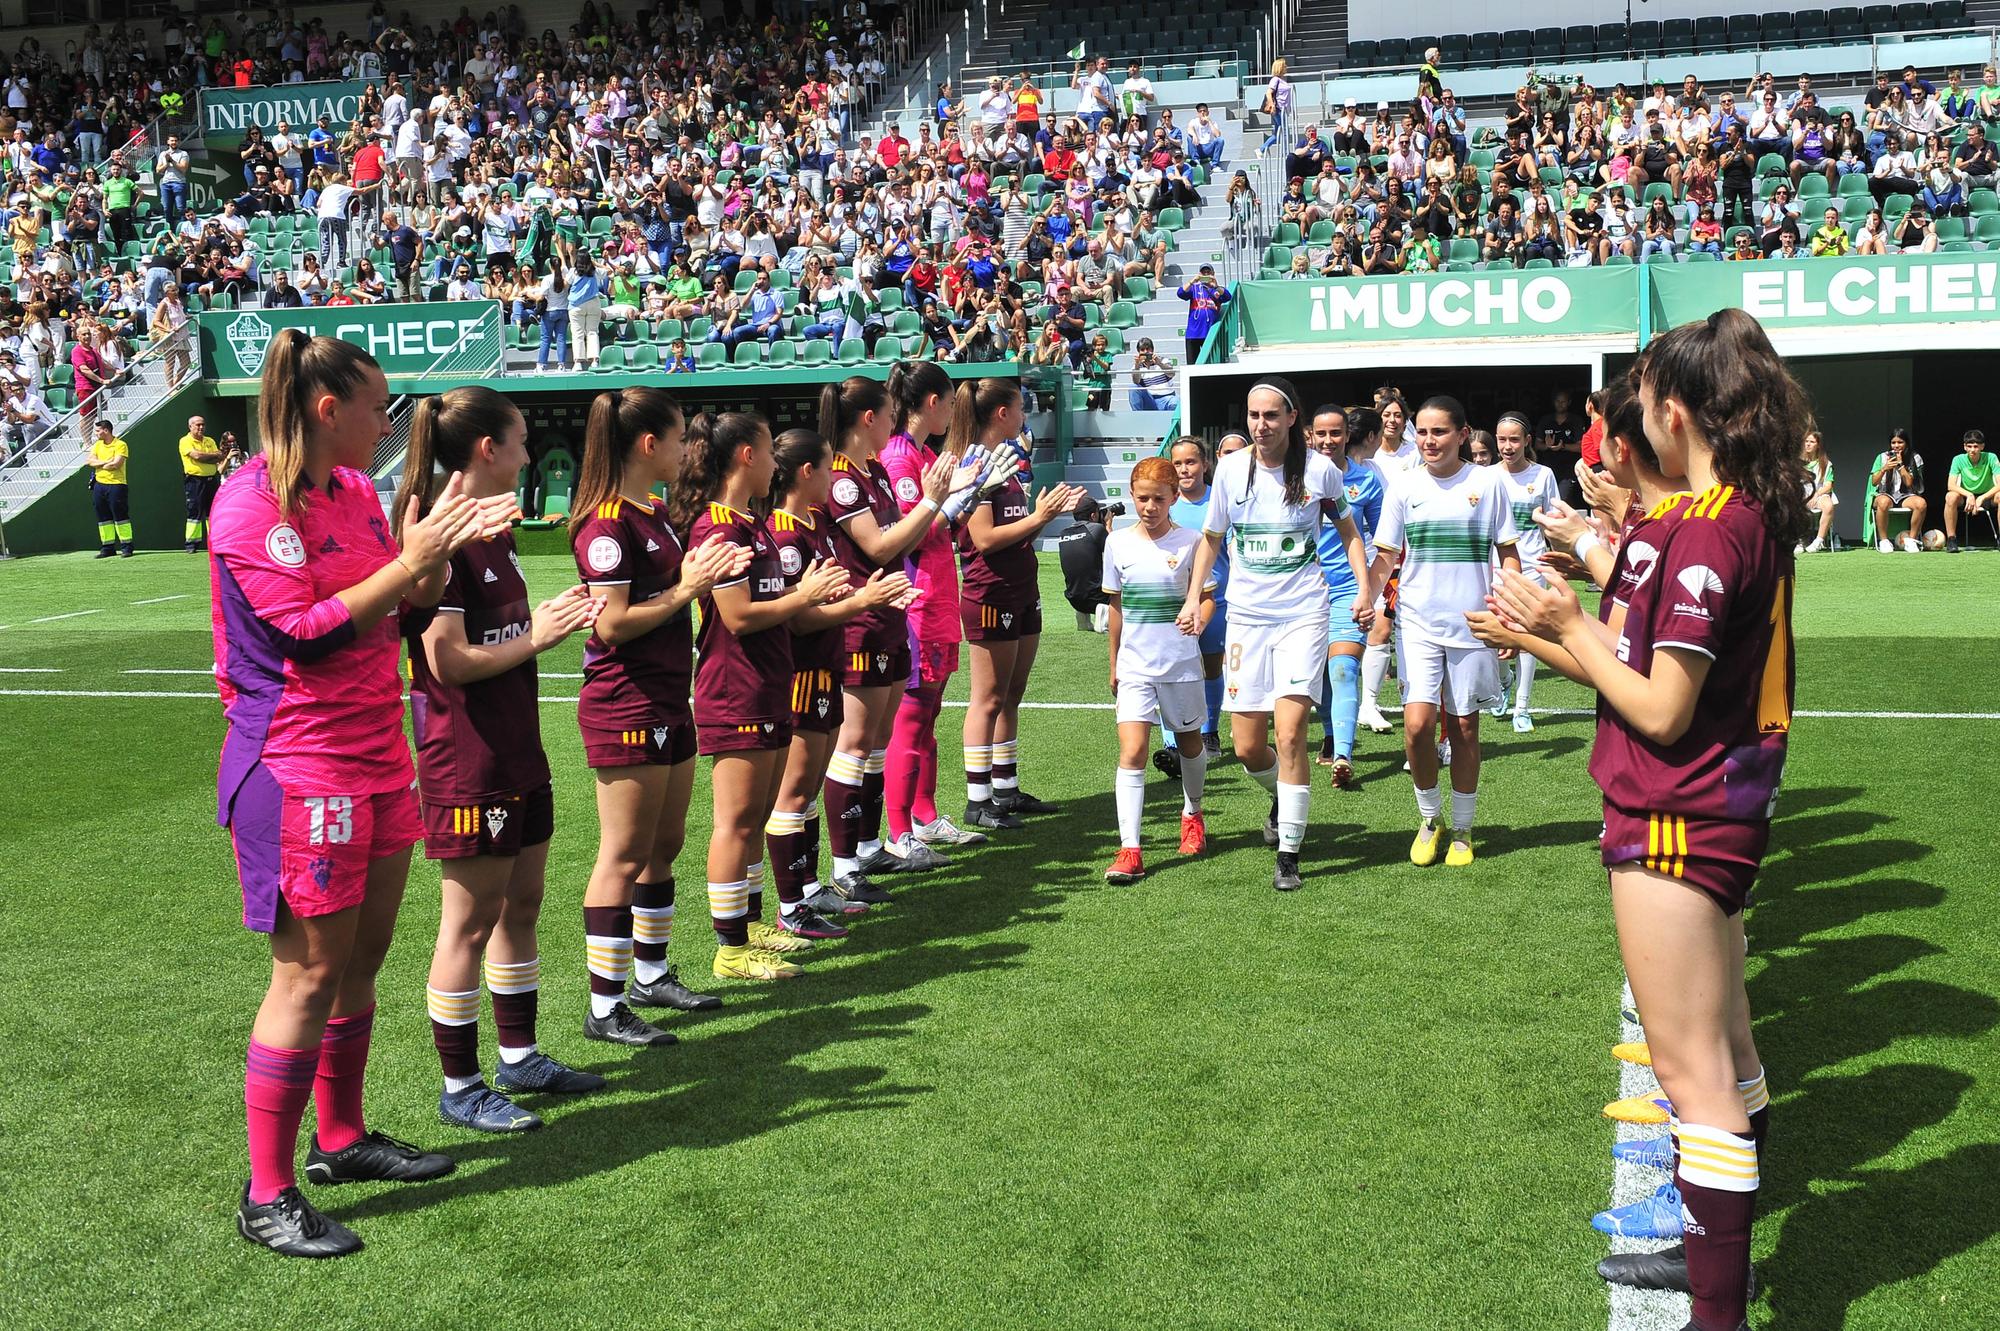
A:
[[1247, 761, 1279, 794], [1361, 642, 1391, 707], [1277, 781, 1309, 853], [1450, 787, 1477, 832], [1114, 766, 1146, 849], [1414, 784, 1444, 822], [1178, 743, 1207, 813]]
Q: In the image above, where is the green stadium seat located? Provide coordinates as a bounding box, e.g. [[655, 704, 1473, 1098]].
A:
[[1968, 189, 1997, 214], [889, 309, 921, 336], [733, 341, 767, 367], [800, 339, 833, 364], [697, 343, 728, 369], [838, 340, 866, 365], [628, 344, 662, 371], [1840, 173, 1874, 198], [1107, 301, 1139, 328], [651, 318, 684, 342], [596, 346, 628, 372], [870, 337, 904, 364], [1798, 175, 1829, 198], [1686, 250, 1721, 261], [1158, 207, 1186, 231], [766, 340, 797, 367]]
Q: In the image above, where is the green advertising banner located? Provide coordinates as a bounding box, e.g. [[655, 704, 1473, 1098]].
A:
[[1649, 252, 2000, 331], [198, 80, 370, 152], [1236, 267, 1641, 346], [198, 303, 504, 382]]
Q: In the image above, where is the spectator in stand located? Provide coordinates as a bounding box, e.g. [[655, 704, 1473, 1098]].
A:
[[1872, 132, 1924, 205], [1956, 123, 2000, 192], [1854, 206, 1890, 255], [1943, 430, 1997, 552], [1895, 203, 1940, 252], [1260, 59, 1294, 152], [1921, 134, 1970, 215], [1177, 263, 1230, 364], [155, 134, 190, 226], [1129, 338, 1178, 409], [1809, 206, 1851, 256], [1187, 104, 1226, 171], [1870, 428, 1928, 552]]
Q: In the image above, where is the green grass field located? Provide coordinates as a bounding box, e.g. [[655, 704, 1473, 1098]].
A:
[[1, 550, 1995, 1330]]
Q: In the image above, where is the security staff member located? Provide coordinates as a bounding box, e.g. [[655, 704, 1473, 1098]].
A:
[[87, 419, 133, 558], [179, 414, 224, 553]]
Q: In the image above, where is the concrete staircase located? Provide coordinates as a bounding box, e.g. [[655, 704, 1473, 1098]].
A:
[[1287, 0, 1350, 70]]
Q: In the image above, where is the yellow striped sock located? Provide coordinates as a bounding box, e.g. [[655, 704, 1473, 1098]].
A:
[[707, 880, 750, 919], [584, 934, 633, 984], [765, 809, 807, 836], [425, 985, 480, 1025], [827, 751, 866, 786], [1738, 1069, 1770, 1116], [1673, 1122, 1760, 1192], [864, 748, 887, 775], [631, 906, 674, 945], [482, 957, 540, 994]]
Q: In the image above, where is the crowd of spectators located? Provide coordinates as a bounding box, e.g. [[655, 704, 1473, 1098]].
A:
[[1256, 54, 2000, 275], [0, 1, 1240, 457]]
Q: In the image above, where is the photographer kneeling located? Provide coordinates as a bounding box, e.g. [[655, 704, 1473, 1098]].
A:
[[1057, 495, 1123, 630]]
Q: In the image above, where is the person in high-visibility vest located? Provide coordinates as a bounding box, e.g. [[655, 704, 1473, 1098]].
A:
[[179, 412, 225, 553], [87, 419, 134, 557]]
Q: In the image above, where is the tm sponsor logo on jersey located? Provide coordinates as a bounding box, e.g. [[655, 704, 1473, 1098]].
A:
[[1672, 564, 1724, 619]]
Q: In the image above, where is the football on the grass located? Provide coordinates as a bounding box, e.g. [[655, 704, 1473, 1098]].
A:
[[1924, 530, 1947, 550]]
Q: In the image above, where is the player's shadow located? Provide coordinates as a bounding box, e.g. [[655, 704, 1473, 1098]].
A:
[[1730, 786, 2000, 1327], [331, 793, 1124, 1218]]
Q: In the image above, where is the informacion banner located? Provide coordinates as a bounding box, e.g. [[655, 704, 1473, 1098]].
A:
[[197, 80, 370, 152]]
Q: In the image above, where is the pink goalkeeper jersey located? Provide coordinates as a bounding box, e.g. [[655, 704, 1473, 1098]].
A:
[[210, 456, 416, 821], [878, 432, 960, 644]]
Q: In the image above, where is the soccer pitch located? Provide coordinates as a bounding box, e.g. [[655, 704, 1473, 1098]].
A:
[[1, 550, 1995, 1330]]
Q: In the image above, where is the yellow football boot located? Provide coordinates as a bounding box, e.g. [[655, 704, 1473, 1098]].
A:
[[1410, 819, 1444, 866], [748, 920, 813, 955], [1612, 1042, 1653, 1067], [1602, 1091, 1672, 1124], [1444, 833, 1475, 867], [713, 944, 803, 981]]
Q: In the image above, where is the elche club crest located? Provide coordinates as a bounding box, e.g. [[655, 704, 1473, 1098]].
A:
[[484, 805, 508, 839], [226, 312, 277, 375]]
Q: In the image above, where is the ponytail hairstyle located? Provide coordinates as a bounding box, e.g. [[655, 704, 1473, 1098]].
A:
[[256, 328, 378, 515], [1494, 409, 1538, 462], [770, 427, 832, 504], [1600, 375, 1659, 475], [667, 409, 767, 532], [570, 386, 683, 534], [1244, 375, 1308, 507], [1344, 405, 1381, 451], [943, 375, 1022, 459], [886, 358, 951, 439], [818, 375, 892, 454], [391, 386, 522, 540], [1635, 308, 1811, 542]]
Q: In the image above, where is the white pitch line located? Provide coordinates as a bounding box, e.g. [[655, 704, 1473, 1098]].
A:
[[0, 667, 63, 673], [123, 668, 216, 675], [27, 609, 102, 624], [0, 688, 213, 699], [130, 594, 190, 605]]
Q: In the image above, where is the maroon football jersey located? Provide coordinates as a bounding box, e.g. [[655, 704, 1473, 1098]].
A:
[[769, 505, 843, 674], [407, 530, 549, 802], [825, 452, 908, 651], [690, 502, 792, 724], [1603, 493, 1683, 619], [1589, 484, 1793, 823], [571, 494, 694, 728], [957, 472, 1037, 606]]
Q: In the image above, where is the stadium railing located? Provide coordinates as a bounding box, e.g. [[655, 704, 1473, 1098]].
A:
[[0, 335, 190, 521]]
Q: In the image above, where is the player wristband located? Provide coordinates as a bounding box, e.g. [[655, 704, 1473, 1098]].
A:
[[915, 496, 940, 516], [1573, 533, 1602, 563]]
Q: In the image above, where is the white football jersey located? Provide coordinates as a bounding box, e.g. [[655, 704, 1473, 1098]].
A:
[[1203, 448, 1347, 627], [1374, 462, 1521, 648], [1102, 523, 1211, 683], [1496, 461, 1562, 567]]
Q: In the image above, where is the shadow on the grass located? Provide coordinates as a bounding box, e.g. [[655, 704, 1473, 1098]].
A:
[[329, 791, 1121, 1222], [1747, 788, 2000, 1328]]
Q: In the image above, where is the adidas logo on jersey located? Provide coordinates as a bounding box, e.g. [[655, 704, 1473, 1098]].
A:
[[646, 539, 660, 552], [1679, 1202, 1705, 1237], [840, 806, 862, 820], [790, 854, 810, 871], [320, 536, 342, 554], [482, 567, 499, 583], [484, 805, 508, 838]]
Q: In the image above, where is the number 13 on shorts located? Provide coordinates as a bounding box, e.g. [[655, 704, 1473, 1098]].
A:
[[304, 796, 354, 846]]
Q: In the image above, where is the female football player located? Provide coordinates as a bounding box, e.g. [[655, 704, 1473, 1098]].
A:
[[954, 377, 1086, 831], [1307, 404, 1385, 788], [765, 429, 919, 936], [1168, 436, 1227, 754], [214, 332, 510, 1256], [1366, 396, 1520, 869], [1102, 455, 1215, 883], [397, 386, 607, 1134], [820, 377, 962, 900], [1490, 411, 1562, 733], [1487, 310, 1802, 1331], [1178, 377, 1371, 892], [571, 389, 749, 1043], [672, 412, 851, 980], [879, 360, 989, 861], [1358, 387, 1417, 731]]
